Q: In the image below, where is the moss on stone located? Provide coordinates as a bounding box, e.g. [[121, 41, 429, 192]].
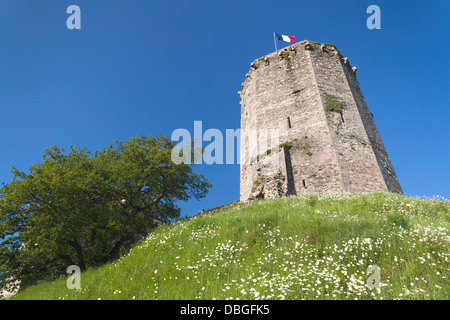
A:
[[280, 51, 292, 70], [322, 90, 345, 115]]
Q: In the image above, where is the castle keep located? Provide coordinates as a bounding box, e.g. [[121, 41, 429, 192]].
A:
[[239, 40, 402, 201]]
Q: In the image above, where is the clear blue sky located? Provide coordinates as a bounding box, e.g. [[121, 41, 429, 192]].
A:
[[0, 0, 449, 217]]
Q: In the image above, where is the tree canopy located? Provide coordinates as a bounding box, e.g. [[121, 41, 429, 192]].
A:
[[0, 135, 211, 291]]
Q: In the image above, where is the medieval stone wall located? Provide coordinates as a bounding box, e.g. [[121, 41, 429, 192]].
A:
[[239, 40, 402, 201]]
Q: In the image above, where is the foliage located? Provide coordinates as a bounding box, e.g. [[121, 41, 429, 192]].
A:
[[0, 135, 211, 292], [322, 90, 345, 115], [279, 139, 312, 156], [279, 51, 292, 70]]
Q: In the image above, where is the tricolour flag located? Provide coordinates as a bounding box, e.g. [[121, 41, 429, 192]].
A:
[[274, 32, 295, 43]]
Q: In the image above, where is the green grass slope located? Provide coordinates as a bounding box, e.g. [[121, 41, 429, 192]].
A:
[[10, 193, 450, 300]]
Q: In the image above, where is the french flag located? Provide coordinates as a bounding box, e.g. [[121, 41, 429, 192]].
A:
[[274, 32, 295, 43]]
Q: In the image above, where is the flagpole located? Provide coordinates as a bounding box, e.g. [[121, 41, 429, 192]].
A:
[[273, 32, 278, 52]]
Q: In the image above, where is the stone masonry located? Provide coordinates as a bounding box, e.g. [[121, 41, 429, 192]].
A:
[[239, 40, 402, 202]]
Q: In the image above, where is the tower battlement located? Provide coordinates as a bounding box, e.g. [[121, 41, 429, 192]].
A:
[[239, 40, 402, 201]]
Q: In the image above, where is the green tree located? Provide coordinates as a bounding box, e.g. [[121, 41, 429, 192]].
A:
[[0, 135, 211, 291]]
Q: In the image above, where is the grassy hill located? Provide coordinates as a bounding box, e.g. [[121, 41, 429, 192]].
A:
[[9, 193, 450, 300]]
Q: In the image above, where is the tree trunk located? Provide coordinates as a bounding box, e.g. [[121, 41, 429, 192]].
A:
[[66, 240, 86, 271]]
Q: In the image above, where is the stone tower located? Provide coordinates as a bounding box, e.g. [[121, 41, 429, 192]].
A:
[[239, 40, 402, 201]]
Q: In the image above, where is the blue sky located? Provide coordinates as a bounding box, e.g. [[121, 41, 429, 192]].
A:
[[0, 0, 449, 217]]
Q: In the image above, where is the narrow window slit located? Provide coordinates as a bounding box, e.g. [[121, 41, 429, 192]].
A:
[[287, 117, 292, 128]]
